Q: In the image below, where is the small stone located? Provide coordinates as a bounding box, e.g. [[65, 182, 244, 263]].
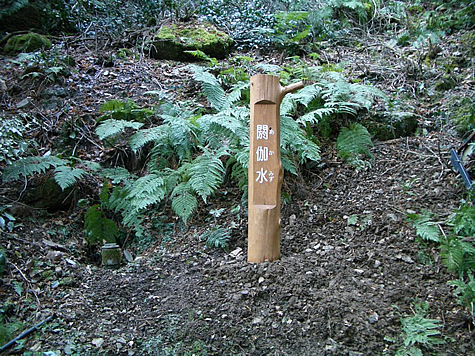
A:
[[230, 247, 243, 258], [46, 250, 63, 261], [374, 260, 381, 268], [91, 338, 104, 348], [368, 312, 379, 324], [258, 277, 265, 284]]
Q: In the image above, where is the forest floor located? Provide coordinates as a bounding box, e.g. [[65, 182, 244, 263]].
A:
[[1, 27, 474, 355]]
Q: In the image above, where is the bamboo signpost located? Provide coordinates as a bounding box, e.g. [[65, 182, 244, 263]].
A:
[[248, 74, 305, 263]]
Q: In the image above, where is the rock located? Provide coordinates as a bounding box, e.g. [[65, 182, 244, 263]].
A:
[[46, 250, 64, 261], [362, 113, 418, 141], [91, 337, 105, 348], [149, 21, 233, 61], [3, 33, 52, 55]]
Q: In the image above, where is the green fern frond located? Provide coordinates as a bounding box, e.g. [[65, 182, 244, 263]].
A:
[[337, 123, 374, 164], [281, 95, 297, 117], [289, 84, 323, 107], [98, 99, 153, 122], [296, 107, 336, 125], [188, 65, 227, 111], [440, 236, 475, 276], [102, 167, 136, 184], [96, 119, 143, 140], [281, 115, 321, 164], [129, 125, 169, 152], [109, 174, 166, 230], [3, 155, 68, 181], [254, 63, 282, 75], [198, 110, 248, 148], [54, 166, 87, 191], [407, 211, 441, 243], [184, 50, 218, 66], [171, 182, 198, 223], [400, 314, 442, 347], [201, 226, 231, 250], [450, 204, 475, 237], [189, 153, 225, 203], [448, 273, 475, 318]]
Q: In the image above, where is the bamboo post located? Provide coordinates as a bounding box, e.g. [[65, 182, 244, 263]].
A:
[[248, 75, 304, 263]]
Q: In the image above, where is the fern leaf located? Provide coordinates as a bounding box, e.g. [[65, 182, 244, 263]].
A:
[[96, 119, 143, 140], [102, 167, 136, 184], [296, 107, 336, 125], [171, 182, 198, 223], [129, 125, 169, 152], [189, 153, 225, 202], [54, 166, 87, 191], [127, 174, 166, 211], [407, 211, 441, 242], [337, 123, 374, 161], [290, 84, 322, 107], [188, 65, 227, 111], [184, 50, 218, 66], [3, 156, 68, 181], [201, 226, 231, 250]]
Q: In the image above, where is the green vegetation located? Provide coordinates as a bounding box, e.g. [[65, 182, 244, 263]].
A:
[[395, 300, 444, 356], [3, 33, 51, 55], [409, 195, 475, 325]]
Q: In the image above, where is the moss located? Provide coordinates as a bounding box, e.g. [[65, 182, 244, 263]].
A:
[[151, 22, 233, 61], [3, 33, 52, 55]]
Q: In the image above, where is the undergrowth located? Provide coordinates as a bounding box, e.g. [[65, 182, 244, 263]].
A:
[[408, 193, 475, 328]]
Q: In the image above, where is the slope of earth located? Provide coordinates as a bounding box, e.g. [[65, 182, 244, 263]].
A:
[[3, 133, 474, 355], [0, 29, 474, 355]]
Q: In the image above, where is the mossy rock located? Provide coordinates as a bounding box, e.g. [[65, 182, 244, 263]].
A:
[[363, 114, 419, 141], [149, 22, 233, 61], [3, 33, 52, 55]]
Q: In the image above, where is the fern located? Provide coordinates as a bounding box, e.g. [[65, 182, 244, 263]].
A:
[[102, 167, 136, 184], [98, 99, 153, 122], [407, 211, 441, 243], [54, 166, 87, 191], [184, 50, 218, 66], [448, 272, 475, 321], [3, 155, 68, 181], [109, 174, 166, 231], [95, 119, 143, 140], [450, 203, 475, 237], [171, 182, 198, 224], [336, 123, 374, 168], [188, 65, 227, 111], [129, 125, 169, 152], [396, 300, 443, 355], [189, 153, 225, 203], [201, 226, 231, 250], [440, 235, 475, 276]]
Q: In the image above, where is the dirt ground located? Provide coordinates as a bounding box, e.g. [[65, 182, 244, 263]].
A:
[[1, 31, 474, 355]]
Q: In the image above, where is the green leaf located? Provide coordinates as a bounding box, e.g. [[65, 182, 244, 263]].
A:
[[3, 156, 67, 181], [201, 226, 231, 250], [189, 154, 225, 202], [95, 119, 143, 140], [407, 211, 441, 242], [54, 166, 87, 191], [84, 204, 118, 244], [13, 281, 23, 296], [129, 125, 169, 152], [171, 183, 198, 224]]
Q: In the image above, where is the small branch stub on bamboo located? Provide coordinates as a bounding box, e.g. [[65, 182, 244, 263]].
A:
[[248, 75, 304, 263]]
